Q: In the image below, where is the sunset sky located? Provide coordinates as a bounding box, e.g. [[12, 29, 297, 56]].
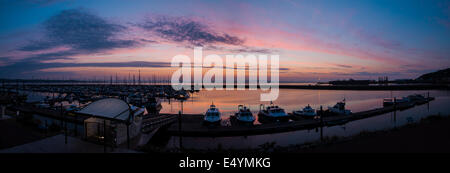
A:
[[0, 0, 449, 82]]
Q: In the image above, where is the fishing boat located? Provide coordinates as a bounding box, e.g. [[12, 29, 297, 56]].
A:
[[292, 104, 317, 118], [258, 102, 290, 122], [233, 105, 255, 124], [327, 99, 352, 115], [203, 103, 221, 125]]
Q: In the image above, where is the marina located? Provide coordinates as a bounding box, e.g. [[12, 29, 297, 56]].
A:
[[1, 1, 450, 170], [165, 95, 449, 150], [1, 83, 447, 152], [165, 94, 434, 137]]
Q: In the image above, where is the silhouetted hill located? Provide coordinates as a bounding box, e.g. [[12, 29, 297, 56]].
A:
[[417, 68, 450, 83]]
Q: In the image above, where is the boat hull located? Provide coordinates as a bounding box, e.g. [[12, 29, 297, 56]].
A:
[[383, 102, 394, 107], [203, 120, 221, 126], [292, 111, 317, 118], [322, 109, 352, 116], [257, 113, 291, 123], [230, 115, 255, 125]]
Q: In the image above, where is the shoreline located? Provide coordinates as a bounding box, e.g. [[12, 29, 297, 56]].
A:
[[2, 84, 449, 91], [164, 97, 433, 137], [286, 114, 450, 153], [144, 114, 450, 153], [278, 84, 449, 90]]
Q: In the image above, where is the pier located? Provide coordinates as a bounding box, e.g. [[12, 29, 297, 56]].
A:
[[141, 114, 178, 133], [165, 97, 435, 137]]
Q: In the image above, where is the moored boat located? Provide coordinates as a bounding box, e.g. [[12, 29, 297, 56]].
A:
[[233, 105, 255, 124], [327, 99, 352, 115], [293, 104, 317, 118], [383, 97, 410, 107], [258, 102, 290, 122], [203, 103, 221, 125]]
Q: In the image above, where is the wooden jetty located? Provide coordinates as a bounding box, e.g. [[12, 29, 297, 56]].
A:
[[141, 114, 178, 133], [166, 97, 435, 137]]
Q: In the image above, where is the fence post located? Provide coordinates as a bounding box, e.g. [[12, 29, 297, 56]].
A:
[[178, 111, 181, 132], [74, 114, 78, 137], [394, 97, 397, 109], [104, 119, 107, 153], [127, 123, 130, 149], [0, 105, 3, 119], [64, 114, 67, 144], [45, 120, 48, 136], [178, 111, 182, 150], [60, 104, 63, 127], [320, 106, 323, 142]]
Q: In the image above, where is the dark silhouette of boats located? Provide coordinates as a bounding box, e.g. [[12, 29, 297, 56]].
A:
[[203, 103, 221, 126], [292, 104, 317, 118], [258, 102, 290, 123], [230, 105, 255, 125], [318, 99, 352, 117], [145, 97, 162, 113]]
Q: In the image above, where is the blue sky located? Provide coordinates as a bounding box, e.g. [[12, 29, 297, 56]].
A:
[[0, 0, 448, 81]]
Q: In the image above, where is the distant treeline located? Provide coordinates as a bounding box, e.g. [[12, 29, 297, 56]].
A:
[[1, 68, 449, 85], [328, 68, 450, 85], [328, 79, 374, 85], [416, 68, 450, 84]]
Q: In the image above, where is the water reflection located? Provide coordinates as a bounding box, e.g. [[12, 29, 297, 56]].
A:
[[161, 89, 444, 122], [164, 90, 450, 150]]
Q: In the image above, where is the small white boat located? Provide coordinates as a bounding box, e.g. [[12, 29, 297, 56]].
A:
[[258, 102, 290, 122], [327, 99, 352, 115], [234, 105, 255, 124], [293, 104, 317, 118], [203, 103, 221, 125]]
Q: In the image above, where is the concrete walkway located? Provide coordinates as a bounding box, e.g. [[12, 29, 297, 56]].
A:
[[0, 134, 140, 153]]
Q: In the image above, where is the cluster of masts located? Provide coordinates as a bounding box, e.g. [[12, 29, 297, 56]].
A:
[[106, 70, 170, 85], [1, 71, 173, 85], [0, 83, 196, 113]]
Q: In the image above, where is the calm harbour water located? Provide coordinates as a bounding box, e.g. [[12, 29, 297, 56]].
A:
[[162, 89, 450, 149], [22, 88, 450, 150]]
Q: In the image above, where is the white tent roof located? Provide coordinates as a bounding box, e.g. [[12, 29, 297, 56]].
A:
[[77, 98, 131, 121]]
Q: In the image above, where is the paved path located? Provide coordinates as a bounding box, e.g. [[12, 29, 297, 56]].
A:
[[0, 134, 140, 153]]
